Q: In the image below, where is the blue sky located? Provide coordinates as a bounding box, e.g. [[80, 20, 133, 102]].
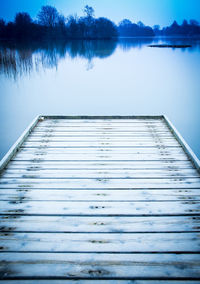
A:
[[0, 0, 200, 27]]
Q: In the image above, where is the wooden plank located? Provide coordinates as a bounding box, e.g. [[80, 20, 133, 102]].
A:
[[33, 128, 170, 133], [13, 152, 187, 158], [18, 147, 184, 154], [0, 253, 200, 279], [39, 119, 165, 123], [2, 169, 198, 179], [33, 122, 169, 126], [0, 200, 200, 215], [1, 189, 200, 201], [26, 137, 177, 142], [1, 281, 200, 284], [34, 115, 164, 119], [1, 215, 199, 232], [35, 122, 167, 126], [1, 281, 199, 284], [1, 178, 200, 189], [39, 119, 165, 122], [42, 119, 164, 123], [35, 120, 166, 124], [40, 121, 166, 125], [0, 232, 199, 252], [40, 116, 164, 120], [7, 160, 194, 170], [38, 115, 163, 119], [33, 125, 169, 129], [22, 141, 180, 148], [34, 122, 167, 131], [31, 131, 174, 136], [12, 153, 188, 162]]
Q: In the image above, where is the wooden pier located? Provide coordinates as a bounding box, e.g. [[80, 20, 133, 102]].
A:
[[0, 115, 200, 283]]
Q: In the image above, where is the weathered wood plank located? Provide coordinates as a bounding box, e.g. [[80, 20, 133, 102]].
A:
[[7, 160, 194, 170], [1, 215, 199, 232], [40, 117, 164, 122], [39, 121, 166, 124], [12, 153, 188, 162], [31, 131, 174, 137], [0, 200, 200, 215], [1, 281, 199, 284], [18, 147, 185, 154], [33, 132, 170, 137], [2, 169, 198, 179], [0, 232, 199, 252], [1, 178, 200, 189], [35, 120, 166, 124], [37, 124, 168, 129], [0, 253, 200, 279], [38, 116, 163, 119], [22, 141, 180, 148], [33, 129, 170, 133], [34, 125, 169, 130], [26, 137, 177, 142], [39, 116, 163, 120], [33, 129, 170, 135], [1, 189, 200, 201]]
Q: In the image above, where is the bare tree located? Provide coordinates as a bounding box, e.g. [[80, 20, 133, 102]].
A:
[[37, 6, 59, 27], [84, 5, 95, 18]]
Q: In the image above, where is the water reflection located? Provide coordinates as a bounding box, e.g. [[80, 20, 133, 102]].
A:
[[0, 37, 200, 160], [1, 38, 200, 78], [0, 40, 119, 78], [118, 37, 155, 51]]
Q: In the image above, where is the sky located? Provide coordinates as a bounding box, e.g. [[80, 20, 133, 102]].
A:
[[0, 0, 200, 27]]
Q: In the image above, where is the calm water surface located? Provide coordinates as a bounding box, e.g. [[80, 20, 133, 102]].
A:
[[0, 37, 200, 160]]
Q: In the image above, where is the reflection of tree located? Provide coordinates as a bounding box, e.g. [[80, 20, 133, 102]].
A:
[[0, 47, 33, 79], [0, 40, 117, 78], [0, 38, 199, 78], [0, 49, 15, 78], [65, 40, 117, 60], [118, 37, 200, 52], [118, 37, 155, 51]]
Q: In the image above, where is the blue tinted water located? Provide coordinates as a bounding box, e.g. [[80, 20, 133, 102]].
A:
[[0, 37, 200, 159]]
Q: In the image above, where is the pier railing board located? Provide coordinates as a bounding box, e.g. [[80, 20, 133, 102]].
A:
[[0, 115, 200, 281]]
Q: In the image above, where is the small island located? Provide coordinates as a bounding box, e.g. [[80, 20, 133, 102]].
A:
[[149, 44, 192, 48]]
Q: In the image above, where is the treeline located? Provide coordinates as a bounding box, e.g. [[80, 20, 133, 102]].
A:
[[118, 19, 154, 37], [155, 20, 200, 36], [118, 19, 200, 37], [0, 5, 200, 41], [0, 5, 118, 40]]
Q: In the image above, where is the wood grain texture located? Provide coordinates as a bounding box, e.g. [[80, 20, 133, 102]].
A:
[[0, 253, 200, 279], [0, 200, 200, 215], [0, 232, 200, 252], [1, 215, 200, 232], [1, 188, 200, 201], [1, 281, 199, 284]]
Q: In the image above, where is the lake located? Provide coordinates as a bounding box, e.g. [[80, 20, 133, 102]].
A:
[[0, 37, 200, 160]]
